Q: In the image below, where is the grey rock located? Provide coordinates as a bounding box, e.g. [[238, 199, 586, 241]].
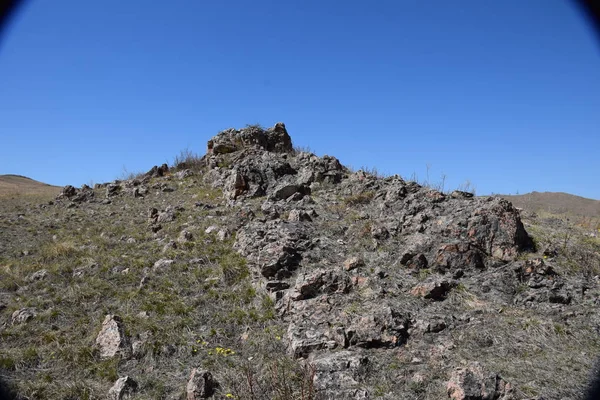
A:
[[153, 259, 175, 272], [411, 280, 455, 301], [106, 184, 122, 198], [224, 170, 248, 200], [310, 351, 370, 399], [205, 225, 219, 234], [206, 122, 293, 155], [451, 190, 474, 199], [27, 269, 48, 282], [288, 209, 313, 222], [291, 269, 351, 301], [434, 242, 485, 272], [178, 229, 194, 243], [271, 184, 310, 201], [346, 307, 410, 348], [95, 315, 131, 359], [216, 229, 230, 241], [186, 369, 218, 399], [108, 376, 138, 400], [343, 256, 365, 271], [11, 308, 36, 325], [447, 362, 513, 400], [145, 163, 169, 177]]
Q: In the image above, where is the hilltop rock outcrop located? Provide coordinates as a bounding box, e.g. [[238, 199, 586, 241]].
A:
[[182, 122, 541, 397], [13, 122, 595, 399]]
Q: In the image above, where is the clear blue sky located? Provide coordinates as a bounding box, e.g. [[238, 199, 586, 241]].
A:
[[1, 0, 599, 199]]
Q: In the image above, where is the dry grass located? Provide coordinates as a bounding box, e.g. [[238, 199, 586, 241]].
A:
[[0, 175, 61, 198], [502, 191, 600, 221], [0, 170, 314, 399]]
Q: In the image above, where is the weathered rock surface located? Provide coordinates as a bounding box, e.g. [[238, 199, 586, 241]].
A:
[[207, 122, 292, 155], [11, 308, 36, 325], [108, 376, 138, 400], [447, 362, 513, 400], [186, 369, 218, 399], [310, 351, 370, 399], [27, 269, 48, 282], [199, 124, 541, 397], [95, 314, 130, 358]]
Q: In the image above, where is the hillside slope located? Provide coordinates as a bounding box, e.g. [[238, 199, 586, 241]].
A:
[[1, 124, 599, 400], [0, 175, 61, 198], [501, 192, 600, 222]]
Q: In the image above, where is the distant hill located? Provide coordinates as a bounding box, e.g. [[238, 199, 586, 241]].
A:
[[501, 191, 600, 220], [0, 174, 61, 197]]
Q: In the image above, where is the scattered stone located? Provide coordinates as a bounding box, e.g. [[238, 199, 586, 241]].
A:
[[401, 253, 428, 270], [11, 308, 36, 325], [291, 269, 351, 301], [411, 280, 455, 301], [27, 269, 48, 282], [186, 369, 218, 399], [435, 243, 485, 272], [178, 230, 194, 243], [371, 225, 389, 240], [60, 185, 77, 198], [450, 190, 474, 199], [346, 307, 411, 348], [271, 184, 310, 201], [96, 315, 130, 358], [288, 209, 313, 222], [225, 170, 248, 199], [447, 362, 513, 400], [205, 225, 218, 234], [153, 259, 175, 272], [343, 256, 365, 271], [106, 183, 122, 198], [265, 281, 290, 291], [310, 351, 370, 397], [216, 229, 229, 241], [146, 163, 169, 177], [108, 376, 138, 400]]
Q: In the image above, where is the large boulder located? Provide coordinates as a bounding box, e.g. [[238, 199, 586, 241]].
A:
[[207, 122, 293, 154]]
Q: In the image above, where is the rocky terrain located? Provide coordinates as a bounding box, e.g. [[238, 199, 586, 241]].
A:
[[1, 123, 600, 399]]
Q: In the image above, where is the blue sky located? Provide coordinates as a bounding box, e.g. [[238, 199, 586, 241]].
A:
[[1, 0, 599, 199]]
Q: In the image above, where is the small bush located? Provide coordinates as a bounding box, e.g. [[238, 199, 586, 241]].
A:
[[40, 241, 79, 261], [172, 147, 203, 171], [344, 191, 375, 206], [293, 144, 314, 154]]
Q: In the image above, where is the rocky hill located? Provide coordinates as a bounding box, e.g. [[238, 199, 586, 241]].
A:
[[1, 123, 599, 399]]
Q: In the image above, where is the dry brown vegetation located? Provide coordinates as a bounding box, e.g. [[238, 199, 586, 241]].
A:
[[0, 175, 61, 199], [502, 191, 600, 229]]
